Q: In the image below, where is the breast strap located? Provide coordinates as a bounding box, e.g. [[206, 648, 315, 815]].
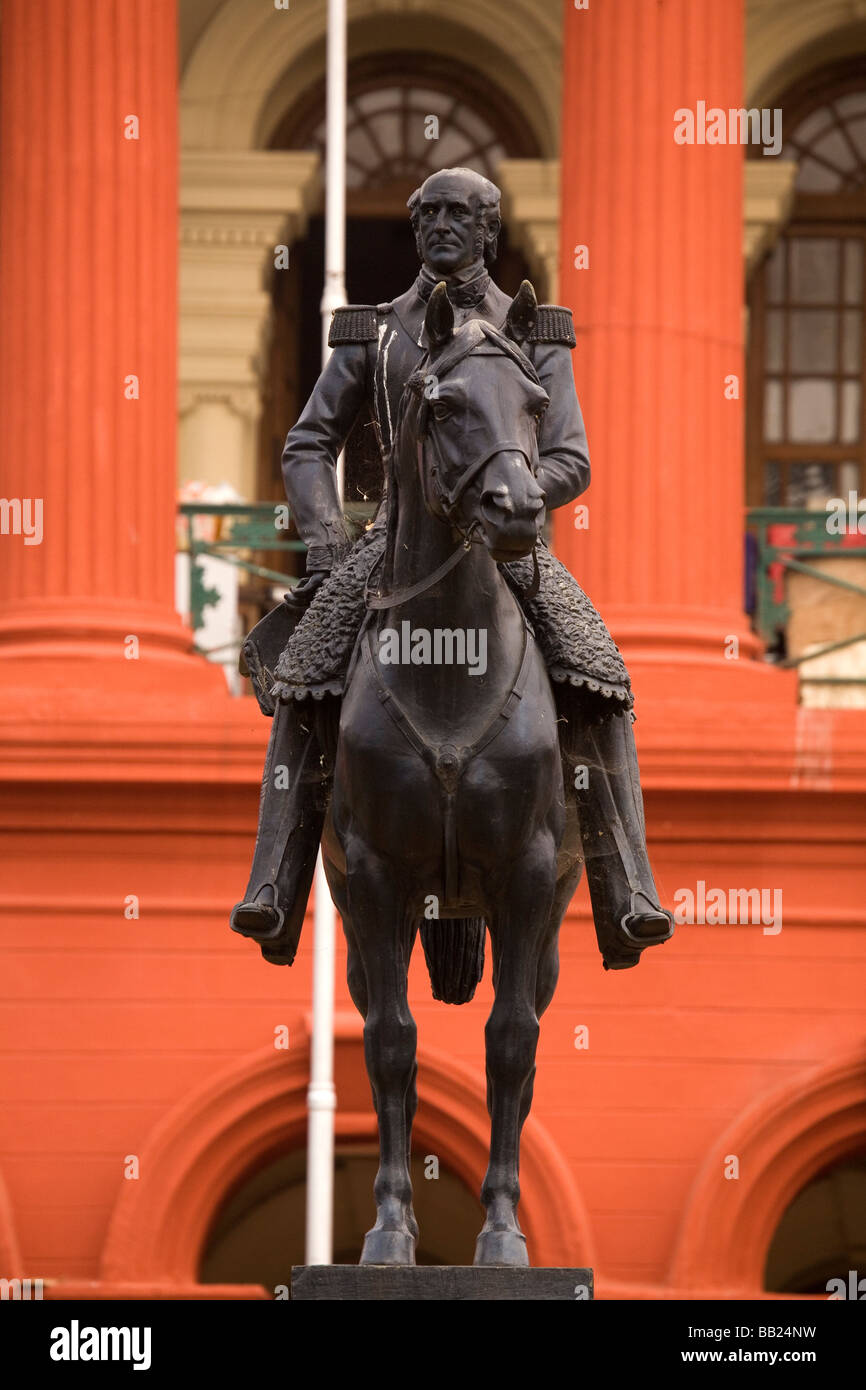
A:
[[361, 618, 534, 904]]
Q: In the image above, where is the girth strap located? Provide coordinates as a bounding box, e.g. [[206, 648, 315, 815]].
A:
[[361, 620, 535, 903]]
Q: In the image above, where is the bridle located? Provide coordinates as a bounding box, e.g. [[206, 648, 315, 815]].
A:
[[366, 321, 546, 611]]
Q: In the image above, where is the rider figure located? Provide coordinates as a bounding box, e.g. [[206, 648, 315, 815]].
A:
[[231, 167, 673, 972]]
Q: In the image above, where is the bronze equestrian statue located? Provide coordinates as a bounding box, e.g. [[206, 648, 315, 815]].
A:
[[231, 168, 673, 1266]]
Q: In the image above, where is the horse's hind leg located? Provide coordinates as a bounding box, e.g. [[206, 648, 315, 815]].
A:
[[345, 846, 419, 1265], [475, 835, 557, 1268]]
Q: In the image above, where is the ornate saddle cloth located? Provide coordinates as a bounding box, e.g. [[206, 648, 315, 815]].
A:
[[271, 530, 633, 720]]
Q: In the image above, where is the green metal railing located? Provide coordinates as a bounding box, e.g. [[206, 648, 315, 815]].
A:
[[178, 501, 376, 637], [749, 507, 866, 678], [180, 502, 866, 684], [179, 502, 305, 636]]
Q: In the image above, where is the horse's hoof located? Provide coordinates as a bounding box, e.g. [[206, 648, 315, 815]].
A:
[[473, 1228, 529, 1267], [360, 1228, 416, 1265]]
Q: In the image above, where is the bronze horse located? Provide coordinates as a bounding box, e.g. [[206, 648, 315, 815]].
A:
[[321, 282, 584, 1266]]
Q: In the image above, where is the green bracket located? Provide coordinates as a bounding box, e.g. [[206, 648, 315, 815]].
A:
[[189, 554, 221, 632], [179, 500, 377, 644]]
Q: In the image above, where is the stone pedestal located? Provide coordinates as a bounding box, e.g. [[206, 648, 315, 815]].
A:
[[291, 1266, 594, 1301]]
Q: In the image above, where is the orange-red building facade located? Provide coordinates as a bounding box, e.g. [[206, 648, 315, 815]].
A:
[[0, 0, 864, 1301]]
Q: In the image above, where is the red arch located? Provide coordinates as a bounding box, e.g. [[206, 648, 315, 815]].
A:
[[668, 1045, 866, 1294], [101, 1013, 594, 1283]]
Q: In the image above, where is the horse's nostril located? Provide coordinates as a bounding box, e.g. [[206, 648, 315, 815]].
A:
[[481, 488, 514, 517]]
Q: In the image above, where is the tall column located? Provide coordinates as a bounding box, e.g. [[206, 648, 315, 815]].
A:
[[0, 0, 199, 671], [555, 0, 758, 670]]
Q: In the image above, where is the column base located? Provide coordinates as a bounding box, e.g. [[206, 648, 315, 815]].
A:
[[0, 597, 230, 698], [0, 597, 196, 659], [603, 604, 763, 664]]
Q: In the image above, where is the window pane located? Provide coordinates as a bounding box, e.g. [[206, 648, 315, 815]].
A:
[[811, 128, 858, 173], [371, 111, 401, 157], [847, 116, 866, 159], [785, 462, 836, 507], [432, 128, 474, 166], [413, 88, 451, 111], [347, 122, 383, 168], [842, 311, 862, 372], [790, 106, 834, 143], [796, 157, 843, 192], [453, 106, 496, 144], [789, 239, 839, 303], [764, 460, 781, 505], [840, 461, 861, 494], [766, 241, 785, 303], [789, 310, 837, 373], [841, 382, 861, 444], [835, 93, 866, 118], [843, 241, 863, 306], [765, 309, 784, 371], [764, 381, 783, 441], [788, 380, 836, 441], [355, 89, 400, 116]]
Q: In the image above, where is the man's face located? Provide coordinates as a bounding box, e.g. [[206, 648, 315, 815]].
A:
[[416, 178, 485, 275]]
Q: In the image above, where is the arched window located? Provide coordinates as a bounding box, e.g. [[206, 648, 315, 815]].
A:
[[765, 1153, 866, 1294], [199, 1145, 483, 1283], [257, 53, 538, 513], [270, 51, 540, 206], [306, 85, 508, 190], [748, 62, 866, 508]]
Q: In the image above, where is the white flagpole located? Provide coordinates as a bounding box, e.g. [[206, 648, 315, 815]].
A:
[[306, 0, 346, 1267]]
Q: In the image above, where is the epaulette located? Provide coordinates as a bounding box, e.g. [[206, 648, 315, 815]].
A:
[[328, 305, 379, 347], [530, 305, 577, 348]]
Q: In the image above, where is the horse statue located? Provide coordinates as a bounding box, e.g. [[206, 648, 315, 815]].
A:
[[319, 282, 584, 1266]]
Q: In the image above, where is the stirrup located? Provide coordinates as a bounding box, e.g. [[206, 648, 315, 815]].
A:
[[620, 890, 674, 948], [601, 890, 673, 971], [230, 894, 286, 944]]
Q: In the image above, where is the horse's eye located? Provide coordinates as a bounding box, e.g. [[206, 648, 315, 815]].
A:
[[432, 402, 451, 422]]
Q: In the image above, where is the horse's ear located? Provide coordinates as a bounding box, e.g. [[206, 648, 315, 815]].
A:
[[424, 281, 454, 352], [505, 280, 538, 346]]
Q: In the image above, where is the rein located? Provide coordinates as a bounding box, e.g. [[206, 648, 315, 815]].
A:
[[365, 324, 543, 612], [364, 523, 477, 611]]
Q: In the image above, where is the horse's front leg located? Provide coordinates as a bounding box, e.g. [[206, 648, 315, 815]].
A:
[[475, 836, 557, 1267], [345, 844, 419, 1265]]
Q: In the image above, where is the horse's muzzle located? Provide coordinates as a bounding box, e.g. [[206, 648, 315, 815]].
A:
[[479, 481, 545, 561]]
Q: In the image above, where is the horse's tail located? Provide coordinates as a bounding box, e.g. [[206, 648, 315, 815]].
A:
[[420, 918, 486, 1005]]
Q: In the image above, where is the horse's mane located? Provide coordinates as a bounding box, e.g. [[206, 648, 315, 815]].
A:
[[405, 319, 542, 403]]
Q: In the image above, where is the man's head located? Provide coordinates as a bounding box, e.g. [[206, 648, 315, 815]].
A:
[[407, 168, 501, 276]]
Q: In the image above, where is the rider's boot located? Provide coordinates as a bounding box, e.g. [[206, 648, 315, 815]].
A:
[[229, 696, 328, 966], [569, 712, 673, 970]]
